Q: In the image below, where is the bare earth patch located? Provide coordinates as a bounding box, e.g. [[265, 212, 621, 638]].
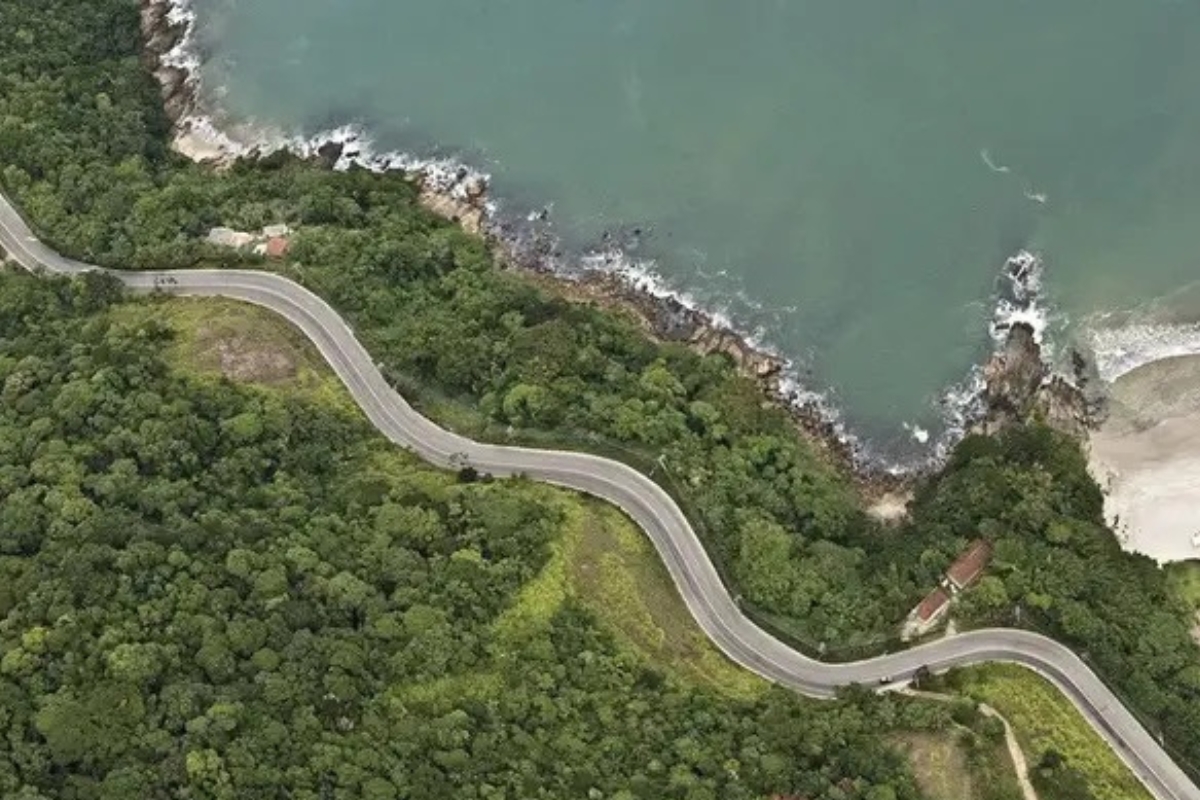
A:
[[868, 490, 913, 523], [204, 332, 297, 384], [106, 296, 358, 415], [892, 732, 978, 800]]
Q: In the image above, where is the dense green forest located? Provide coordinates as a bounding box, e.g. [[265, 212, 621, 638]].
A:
[[910, 429, 1200, 775], [1, 0, 1198, 787], [0, 271, 942, 798]]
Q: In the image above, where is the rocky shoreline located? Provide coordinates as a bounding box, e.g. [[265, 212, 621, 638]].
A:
[[135, 0, 887, 479], [980, 322, 1096, 438], [137, 0, 1093, 497], [140, 1, 192, 124]]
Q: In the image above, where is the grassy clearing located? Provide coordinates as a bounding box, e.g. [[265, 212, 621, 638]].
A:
[[491, 497, 576, 645], [493, 495, 766, 699], [108, 296, 358, 414], [891, 732, 979, 800], [956, 664, 1153, 800], [566, 500, 767, 700]]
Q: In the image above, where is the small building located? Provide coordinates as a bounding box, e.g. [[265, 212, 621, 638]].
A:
[[901, 539, 992, 641], [206, 226, 255, 249], [945, 539, 993, 592], [902, 587, 951, 640], [264, 237, 291, 259], [916, 587, 951, 623]]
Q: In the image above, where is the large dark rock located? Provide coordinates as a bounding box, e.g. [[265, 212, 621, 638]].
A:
[[159, 67, 191, 123], [982, 322, 1093, 434], [140, 1, 185, 62], [984, 323, 1046, 426], [315, 140, 346, 170]]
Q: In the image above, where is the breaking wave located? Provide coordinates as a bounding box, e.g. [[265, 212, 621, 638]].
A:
[[1087, 321, 1200, 383]]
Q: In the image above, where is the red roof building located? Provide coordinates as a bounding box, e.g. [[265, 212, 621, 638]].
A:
[[945, 539, 993, 591], [264, 236, 291, 259], [915, 587, 951, 623]]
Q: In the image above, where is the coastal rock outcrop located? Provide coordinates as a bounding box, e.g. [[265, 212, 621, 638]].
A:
[[415, 175, 488, 237], [558, 268, 784, 379], [140, 1, 192, 125], [981, 322, 1092, 436], [315, 141, 345, 170], [983, 323, 1046, 427]]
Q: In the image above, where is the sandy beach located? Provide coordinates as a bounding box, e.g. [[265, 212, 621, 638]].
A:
[[1088, 354, 1200, 563]]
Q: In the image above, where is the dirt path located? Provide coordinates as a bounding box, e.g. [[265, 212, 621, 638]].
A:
[[900, 688, 1040, 800], [979, 702, 1040, 800]]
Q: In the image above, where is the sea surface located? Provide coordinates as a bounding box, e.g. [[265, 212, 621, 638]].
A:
[[188, 0, 1200, 464]]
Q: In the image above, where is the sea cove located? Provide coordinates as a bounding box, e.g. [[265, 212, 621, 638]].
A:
[[188, 0, 1200, 462]]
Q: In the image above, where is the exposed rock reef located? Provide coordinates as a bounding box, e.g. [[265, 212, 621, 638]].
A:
[[980, 322, 1095, 437]]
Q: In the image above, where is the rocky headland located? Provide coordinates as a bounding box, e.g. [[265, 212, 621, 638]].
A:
[[979, 322, 1096, 438]]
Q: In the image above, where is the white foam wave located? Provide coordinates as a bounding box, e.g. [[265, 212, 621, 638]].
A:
[[1024, 187, 1049, 205], [992, 299, 1050, 343], [980, 148, 1011, 174], [153, 0, 495, 211], [158, 0, 201, 73], [991, 249, 1051, 344], [582, 250, 791, 364], [934, 365, 987, 458], [903, 423, 931, 444], [1088, 322, 1200, 383]]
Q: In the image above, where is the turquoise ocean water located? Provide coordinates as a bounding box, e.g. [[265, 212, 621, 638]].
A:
[[188, 0, 1200, 463]]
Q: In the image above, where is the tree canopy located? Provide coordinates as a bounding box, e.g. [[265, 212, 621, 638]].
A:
[[2, 0, 1199, 788], [0, 271, 938, 799]]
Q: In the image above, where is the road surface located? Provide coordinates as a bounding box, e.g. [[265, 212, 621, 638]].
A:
[[0, 191, 1195, 800]]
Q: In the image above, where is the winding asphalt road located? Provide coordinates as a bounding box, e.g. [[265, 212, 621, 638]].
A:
[[1, 191, 1196, 800]]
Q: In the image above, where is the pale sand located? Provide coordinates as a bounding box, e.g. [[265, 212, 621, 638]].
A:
[[868, 491, 913, 523], [1088, 355, 1200, 563], [174, 129, 234, 165]]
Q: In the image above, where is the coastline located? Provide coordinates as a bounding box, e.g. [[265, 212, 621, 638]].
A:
[[137, 0, 1086, 492], [1088, 355, 1200, 564], [136, 0, 895, 484]]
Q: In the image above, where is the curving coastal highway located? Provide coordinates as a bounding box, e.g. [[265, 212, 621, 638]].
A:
[[1, 191, 1196, 800]]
